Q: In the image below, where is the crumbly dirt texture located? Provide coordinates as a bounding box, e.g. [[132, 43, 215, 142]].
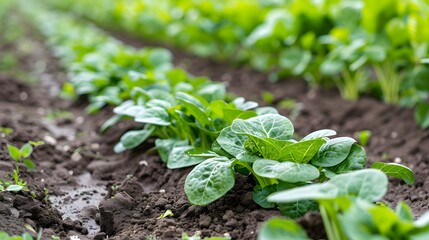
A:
[[0, 17, 428, 240]]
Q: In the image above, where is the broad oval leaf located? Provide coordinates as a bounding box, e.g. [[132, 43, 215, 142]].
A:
[[217, 127, 251, 158], [113, 100, 142, 116], [20, 143, 33, 159], [253, 185, 277, 208], [135, 107, 170, 126], [268, 183, 339, 203], [302, 129, 337, 141], [328, 144, 366, 174], [23, 159, 36, 171], [185, 157, 235, 205], [329, 169, 388, 202], [167, 146, 205, 169], [253, 160, 320, 183], [311, 137, 356, 167], [258, 217, 310, 240], [278, 138, 326, 163], [186, 148, 219, 158], [231, 114, 294, 141], [371, 162, 415, 185], [155, 139, 188, 163], [146, 99, 173, 109], [278, 200, 319, 219], [7, 144, 21, 161], [120, 127, 154, 150]]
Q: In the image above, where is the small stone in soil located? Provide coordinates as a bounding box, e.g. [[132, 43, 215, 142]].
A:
[[155, 197, 169, 208], [199, 214, 212, 228], [43, 135, 57, 145], [225, 218, 238, 227], [222, 210, 234, 221]]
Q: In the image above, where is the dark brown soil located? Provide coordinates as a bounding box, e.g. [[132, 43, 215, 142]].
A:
[[0, 13, 428, 240]]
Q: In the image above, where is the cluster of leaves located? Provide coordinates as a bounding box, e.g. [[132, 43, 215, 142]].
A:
[[259, 169, 428, 240], [184, 114, 413, 218], [41, 0, 429, 128]]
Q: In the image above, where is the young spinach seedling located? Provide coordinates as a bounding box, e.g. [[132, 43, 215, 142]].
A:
[[1, 141, 44, 192], [7, 142, 37, 170]]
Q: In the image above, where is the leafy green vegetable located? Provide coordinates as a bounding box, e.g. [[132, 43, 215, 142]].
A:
[[185, 114, 367, 216], [371, 162, 415, 184], [311, 137, 356, 167], [231, 114, 294, 141], [167, 146, 206, 169], [253, 160, 319, 183], [184, 157, 235, 205], [116, 127, 154, 152]]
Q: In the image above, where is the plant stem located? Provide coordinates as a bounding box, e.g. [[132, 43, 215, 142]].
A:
[[374, 61, 401, 104], [341, 69, 367, 101], [319, 201, 345, 240]]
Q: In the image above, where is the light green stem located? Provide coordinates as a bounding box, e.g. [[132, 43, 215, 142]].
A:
[[319, 201, 346, 240], [374, 61, 401, 104]]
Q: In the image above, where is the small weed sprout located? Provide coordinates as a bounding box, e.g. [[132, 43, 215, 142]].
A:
[[355, 130, 372, 147], [157, 209, 174, 219], [1, 141, 44, 192]]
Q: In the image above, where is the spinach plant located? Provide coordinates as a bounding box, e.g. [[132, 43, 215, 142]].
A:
[[185, 113, 368, 217], [262, 169, 425, 240], [1, 141, 44, 192]]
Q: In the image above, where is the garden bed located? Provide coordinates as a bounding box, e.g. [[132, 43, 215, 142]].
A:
[[1, 12, 429, 240]]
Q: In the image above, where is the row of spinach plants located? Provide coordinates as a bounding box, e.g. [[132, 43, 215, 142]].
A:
[[19, 1, 424, 239], [40, 0, 429, 128]]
